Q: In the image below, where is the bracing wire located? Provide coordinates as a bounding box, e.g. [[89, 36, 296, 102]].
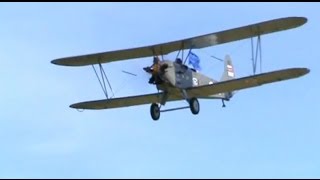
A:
[[92, 64, 108, 98]]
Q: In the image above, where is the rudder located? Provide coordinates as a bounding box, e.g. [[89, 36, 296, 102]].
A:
[[220, 55, 235, 81], [220, 55, 235, 100]]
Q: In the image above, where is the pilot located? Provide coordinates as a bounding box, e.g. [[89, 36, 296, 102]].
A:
[[147, 56, 161, 84], [175, 58, 183, 65], [175, 57, 188, 71]]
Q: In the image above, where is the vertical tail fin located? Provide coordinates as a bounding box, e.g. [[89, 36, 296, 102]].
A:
[[220, 55, 235, 81], [220, 55, 235, 100]]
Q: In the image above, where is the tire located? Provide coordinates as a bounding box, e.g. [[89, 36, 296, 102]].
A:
[[150, 103, 160, 121], [189, 98, 200, 115]]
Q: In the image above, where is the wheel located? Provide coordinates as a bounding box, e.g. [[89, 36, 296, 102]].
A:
[[150, 103, 160, 121], [189, 98, 200, 115]]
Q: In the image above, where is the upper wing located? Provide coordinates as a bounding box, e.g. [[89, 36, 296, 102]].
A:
[[70, 68, 309, 110], [52, 17, 307, 67]]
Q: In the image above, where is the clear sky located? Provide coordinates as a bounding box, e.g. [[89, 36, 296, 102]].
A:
[[0, 2, 319, 178]]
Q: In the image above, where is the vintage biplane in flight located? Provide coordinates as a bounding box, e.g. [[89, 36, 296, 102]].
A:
[[52, 17, 309, 121]]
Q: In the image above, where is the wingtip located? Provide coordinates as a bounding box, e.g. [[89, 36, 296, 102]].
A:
[[282, 16, 308, 28], [69, 103, 77, 109], [51, 59, 59, 65], [51, 58, 76, 66], [299, 16, 308, 25], [51, 58, 66, 66], [304, 68, 310, 74], [296, 67, 310, 77]]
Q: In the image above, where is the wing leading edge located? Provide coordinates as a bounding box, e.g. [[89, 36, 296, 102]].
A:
[[70, 68, 309, 110], [52, 17, 307, 67]]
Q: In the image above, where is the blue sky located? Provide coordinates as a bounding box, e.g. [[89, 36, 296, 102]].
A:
[[0, 2, 319, 178]]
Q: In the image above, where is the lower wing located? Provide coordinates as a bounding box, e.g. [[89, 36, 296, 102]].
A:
[[70, 68, 309, 110]]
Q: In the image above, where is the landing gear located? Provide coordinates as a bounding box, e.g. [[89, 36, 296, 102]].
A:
[[149, 97, 200, 121], [189, 98, 200, 115], [150, 103, 160, 121]]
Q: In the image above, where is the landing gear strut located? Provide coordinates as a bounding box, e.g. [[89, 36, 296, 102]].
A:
[[149, 98, 200, 120]]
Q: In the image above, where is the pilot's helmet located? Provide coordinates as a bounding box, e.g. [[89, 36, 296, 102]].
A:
[[176, 58, 182, 64]]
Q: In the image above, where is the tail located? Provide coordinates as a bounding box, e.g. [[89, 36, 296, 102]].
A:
[[220, 55, 235, 81], [220, 55, 235, 100]]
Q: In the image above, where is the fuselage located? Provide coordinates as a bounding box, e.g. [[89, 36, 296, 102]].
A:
[[160, 60, 217, 88], [151, 60, 224, 99]]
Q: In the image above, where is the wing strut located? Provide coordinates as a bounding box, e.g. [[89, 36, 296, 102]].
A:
[[250, 34, 263, 75], [183, 47, 193, 65], [91, 62, 114, 99], [172, 41, 193, 65], [175, 42, 185, 60]]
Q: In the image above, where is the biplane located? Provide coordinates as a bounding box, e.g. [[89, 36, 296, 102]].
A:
[[52, 17, 309, 121]]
